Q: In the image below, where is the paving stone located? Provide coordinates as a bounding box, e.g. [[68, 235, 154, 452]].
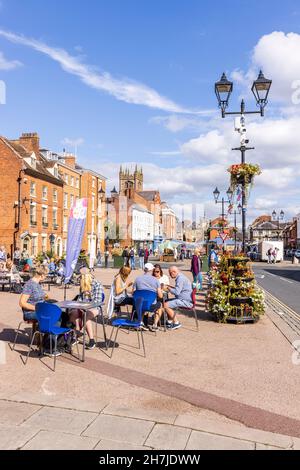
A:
[[145, 424, 191, 450], [83, 414, 154, 445], [51, 398, 108, 413], [256, 443, 284, 450], [186, 430, 255, 450], [0, 400, 41, 426], [10, 392, 57, 407], [0, 425, 39, 450], [292, 438, 300, 450], [22, 430, 99, 450], [10, 392, 107, 413], [175, 414, 293, 449], [95, 440, 152, 450], [23, 406, 97, 435], [103, 404, 176, 424]]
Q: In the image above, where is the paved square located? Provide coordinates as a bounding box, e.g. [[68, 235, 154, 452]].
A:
[[145, 423, 191, 450], [83, 414, 154, 445], [23, 407, 97, 435], [186, 430, 255, 450], [22, 430, 99, 450], [0, 401, 41, 426]]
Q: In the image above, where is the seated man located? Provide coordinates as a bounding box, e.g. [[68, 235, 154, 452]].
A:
[[133, 263, 163, 330], [164, 266, 193, 330]]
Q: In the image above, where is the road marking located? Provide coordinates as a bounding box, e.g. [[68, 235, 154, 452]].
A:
[[279, 277, 293, 284], [266, 272, 277, 277]]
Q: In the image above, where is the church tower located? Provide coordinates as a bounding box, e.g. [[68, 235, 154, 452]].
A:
[[119, 165, 143, 194]]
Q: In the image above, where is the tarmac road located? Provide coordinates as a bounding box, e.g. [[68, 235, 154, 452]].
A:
[[253, 262, 300, 314]]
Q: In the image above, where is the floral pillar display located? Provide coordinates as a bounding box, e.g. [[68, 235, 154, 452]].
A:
[[207, 254, 265, 324], [228, 163, 261, 203]]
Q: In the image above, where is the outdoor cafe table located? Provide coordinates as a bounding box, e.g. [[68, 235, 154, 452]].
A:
[[55, 300, 107, 362]]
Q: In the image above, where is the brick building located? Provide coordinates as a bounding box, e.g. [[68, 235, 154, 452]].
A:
[[208, 217, 232, 241], [0, 133, 63, 257], [107, 167, 163, 249], [249, 215, 285, 242], [41, 150, 107, 256]]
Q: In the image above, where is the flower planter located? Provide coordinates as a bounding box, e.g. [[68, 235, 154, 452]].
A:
[[229, 296, 253, 306], [228, 258, 249, 266], [233, 269, 247, 277]]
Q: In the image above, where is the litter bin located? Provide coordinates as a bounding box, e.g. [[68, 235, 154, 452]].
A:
[[201, 255, 209, 272], [113, 256, 124, 268]]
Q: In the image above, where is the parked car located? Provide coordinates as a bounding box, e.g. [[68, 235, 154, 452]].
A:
[[294, 250, 300, 259]]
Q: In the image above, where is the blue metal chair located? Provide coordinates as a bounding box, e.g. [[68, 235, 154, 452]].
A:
[[11, 310, 37, 351], [109, 290, 156, 358], [25, 302, 79, 371], [94, 293, 108, 349]]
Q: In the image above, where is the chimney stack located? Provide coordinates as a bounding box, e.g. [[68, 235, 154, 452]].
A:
[[63, 153, 76, 168], [19, 133, 40, 155]]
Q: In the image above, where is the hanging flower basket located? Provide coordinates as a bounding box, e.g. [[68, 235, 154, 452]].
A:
[[228, 163, 261, 192]]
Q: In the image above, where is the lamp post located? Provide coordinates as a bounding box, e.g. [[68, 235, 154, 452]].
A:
[[215, 71, 272, 253], [272, 209, 284, 240], [213, 187, 233, 250], [232, 204, 242, 252]]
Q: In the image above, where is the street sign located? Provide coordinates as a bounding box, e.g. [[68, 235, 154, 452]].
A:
[[219, 232, 228, 242]]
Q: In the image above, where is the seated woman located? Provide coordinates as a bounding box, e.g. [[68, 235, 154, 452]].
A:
[[153, 264, 169, 288], [69, 269, 104, 350], [113, 266, 134, 313], [19, 266, 49, 320], [150, 264, 169, 330]]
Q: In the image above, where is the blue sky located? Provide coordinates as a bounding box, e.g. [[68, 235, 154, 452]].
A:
[[1, 0, 300, 222]]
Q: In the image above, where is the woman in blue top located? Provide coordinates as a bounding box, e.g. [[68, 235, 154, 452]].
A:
[[19, 266, 49, 320]]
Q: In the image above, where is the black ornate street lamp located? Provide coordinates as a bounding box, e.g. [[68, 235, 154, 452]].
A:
[[272, 209, 285, 240], [215, 70, 272, 118], [214, 70, 272, 253], [213, 187, 233, 250], [251, 71, 272, 116], [215, 73, 233, 118]]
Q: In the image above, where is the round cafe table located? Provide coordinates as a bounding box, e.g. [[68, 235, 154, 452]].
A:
[[55, 300, 107, 362]]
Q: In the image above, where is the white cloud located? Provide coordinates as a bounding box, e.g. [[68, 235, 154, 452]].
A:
[[253, 198, 278, 210], [0, 51, 22, 70], [181, 129, 232, 163], [0, 29, 196, 114], [149, 150, 181, 156], [150, 112, 216, 133], [62, 137, 84, 148], [231, 31, 300, 107]]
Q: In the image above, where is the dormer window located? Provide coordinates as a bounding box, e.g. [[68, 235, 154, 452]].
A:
[[30, 152, 37, 169]]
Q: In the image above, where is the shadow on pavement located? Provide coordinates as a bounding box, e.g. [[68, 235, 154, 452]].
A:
[[264, 268, 300, 283]]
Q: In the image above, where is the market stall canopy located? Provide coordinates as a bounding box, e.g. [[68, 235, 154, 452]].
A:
[[212, 237, 235, 246], [158, 240, 175, 251]]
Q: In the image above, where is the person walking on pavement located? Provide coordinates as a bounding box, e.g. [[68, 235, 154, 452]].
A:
[[129, 246, 136, 270], [144, 246, 149, 265], [272, 247, 279, 264], [191, 248, 203, 291], [267, 247, 272, 264], [104, 249, 109, 268], [138, 246, 145, 270], [122, 246, 129, 267], [174, 246, 178, 263]]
